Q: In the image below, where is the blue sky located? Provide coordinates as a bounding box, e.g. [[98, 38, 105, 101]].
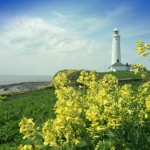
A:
[[0, 0, 150, 75]]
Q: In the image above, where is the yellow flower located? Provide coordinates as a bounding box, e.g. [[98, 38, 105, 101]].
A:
[[96, 126, 107, 132], [136, 40, 150, 56], [73, 138, 80, 145], [19, 118, 35, 139], [146, 99, 150, 111], [18, 144, 32, 150], [53, 73, 69, 88]]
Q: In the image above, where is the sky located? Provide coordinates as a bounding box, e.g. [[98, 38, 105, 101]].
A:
[[0, 0, 150, 75]]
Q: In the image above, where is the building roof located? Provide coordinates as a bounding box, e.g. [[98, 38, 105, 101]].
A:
[[108, 62, 130, 68], [111, 62, 126, 66]]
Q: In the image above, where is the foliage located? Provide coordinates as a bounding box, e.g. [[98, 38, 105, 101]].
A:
[[0, 95, 7, 101], [18, 71, 150, 150], [131, 40, 150, 78], [0, 88, 56, 149], [131, 63, 149, 78], [136, 40, 150, 57]]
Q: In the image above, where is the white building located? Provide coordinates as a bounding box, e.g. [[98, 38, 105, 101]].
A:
[[108, 28, 130, 72]]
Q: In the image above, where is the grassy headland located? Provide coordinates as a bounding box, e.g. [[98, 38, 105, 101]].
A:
[[51, 69, 147, 89]]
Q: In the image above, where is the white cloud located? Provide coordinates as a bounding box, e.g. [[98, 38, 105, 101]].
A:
[[0, 16, 104, 75]]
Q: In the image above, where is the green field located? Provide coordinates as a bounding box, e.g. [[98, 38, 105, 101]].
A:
[[0, 88, 56, 149], [0, 70, 149, 149]]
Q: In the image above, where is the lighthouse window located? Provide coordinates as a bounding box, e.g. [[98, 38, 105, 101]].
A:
[[115, 31, 118, 34]]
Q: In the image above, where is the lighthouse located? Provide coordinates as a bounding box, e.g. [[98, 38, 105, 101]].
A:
[[111, 28, 121, 65], [108, 28, 130, 72]]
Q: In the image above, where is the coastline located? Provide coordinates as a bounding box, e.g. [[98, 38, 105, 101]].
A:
[[0, 82, 50, 95]]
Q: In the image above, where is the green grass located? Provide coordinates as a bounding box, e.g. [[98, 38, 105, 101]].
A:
[[100, 71, 141, 79], [54, 69, 142, 81], [0, 88, 56, 149]]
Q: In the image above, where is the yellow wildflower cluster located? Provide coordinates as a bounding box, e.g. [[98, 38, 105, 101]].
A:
[[18, 144, 32, 150], [131, 40, 150, 79], [146, 96, 150, 111], [136, 40, 150, 56], [19, 70, 150, 149], [138, 81, 150, 113], [77, 70, 96, 87], [19, 117, 35, 139], [18, 144, 41, 150], [52, 72, 69, 88], [131, 63, 148, 78]]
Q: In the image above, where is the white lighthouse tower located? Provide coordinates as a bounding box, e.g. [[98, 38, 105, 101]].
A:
[[108, 28, 130, 72], [111, 28, 121, 65]]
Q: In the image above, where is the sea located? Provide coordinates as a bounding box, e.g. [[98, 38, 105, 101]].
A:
[[0, 75, 53, 85]]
